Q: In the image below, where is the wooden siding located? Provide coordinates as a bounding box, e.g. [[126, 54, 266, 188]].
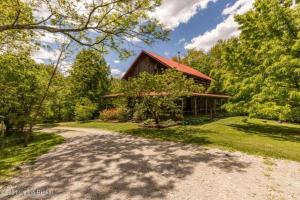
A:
[[124, 54, 167, 79]]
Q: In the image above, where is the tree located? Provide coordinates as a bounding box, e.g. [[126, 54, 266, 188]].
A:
[[175, 0, 299, 122], [68, 49, 111, 119], [123, 70, 203, 126], [212, 0, 300, 122], [74, 98, 97, 121], [0, 0, 169, 55], [43, 69, 73, 122], [0, 53, 48, 135]]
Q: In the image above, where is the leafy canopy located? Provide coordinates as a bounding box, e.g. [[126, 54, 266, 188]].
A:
[[0, 53, 49, 131], [0, 0, 169, 56]]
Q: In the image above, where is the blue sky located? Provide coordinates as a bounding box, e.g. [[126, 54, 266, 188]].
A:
[[32, 0, 254, 76], [105, 0, 254, 77]]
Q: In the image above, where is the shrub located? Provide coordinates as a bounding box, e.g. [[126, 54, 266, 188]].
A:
[[132, 109, 147, 122], [100, 107, 128, 122], [182, 117, 210, 125], [74, 98, 97, 121], [143, 119, 155, 126], [142, 119, 178, 128]]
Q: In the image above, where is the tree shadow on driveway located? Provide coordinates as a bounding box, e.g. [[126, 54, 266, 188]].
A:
[[1, 131, 252, 200]]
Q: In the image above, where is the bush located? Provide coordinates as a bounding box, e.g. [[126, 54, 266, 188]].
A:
[[74, 98, 97, 121], [100, 107, 128, 122], [132, 109, 147, 122], [182, 117, 210, 125]]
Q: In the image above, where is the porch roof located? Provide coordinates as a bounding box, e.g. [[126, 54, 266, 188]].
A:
[[104, 92, 230, 99]]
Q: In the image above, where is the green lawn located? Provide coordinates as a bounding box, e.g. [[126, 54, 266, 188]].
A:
[[0, 132, 64, 181], [62, 117, 300, 162]]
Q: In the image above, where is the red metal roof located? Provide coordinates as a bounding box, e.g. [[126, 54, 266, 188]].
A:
[[123, 50, 213, 81]]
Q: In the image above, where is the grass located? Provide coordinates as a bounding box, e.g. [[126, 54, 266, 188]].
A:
[[0, 132, 64, 181], [61, 117, 300, 162]]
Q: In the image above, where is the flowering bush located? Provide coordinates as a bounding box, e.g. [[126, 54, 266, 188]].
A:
[[100, 107, 128, 122]]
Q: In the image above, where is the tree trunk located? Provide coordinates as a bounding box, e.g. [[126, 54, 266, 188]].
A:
[[4, 119, 13, 136], [24, 131, 30, 147], [29, 42, 70, 136], [154, 113, 160, 127]]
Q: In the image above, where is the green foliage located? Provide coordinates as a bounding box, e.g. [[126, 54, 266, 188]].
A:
[[0, 0, 34, 52], [123, 70, 204, 125], [0, 53, 48, 131], [183, 0, 300, 122], [223, 0, 300, 122], [42, 69, 73, 122], [69, 49, 110, 109], [0, 0, 169, 56], [109, 78, 124, 94], [182, 117, 211, 125], [100, 107, 129, 122], [74, 98, 97, 121], [178, 41, 227, 94], [65, 49, 112, 121], [132, 107, 148, 122]]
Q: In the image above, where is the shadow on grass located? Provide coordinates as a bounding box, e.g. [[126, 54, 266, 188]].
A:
[[121, 127, 214, 146], [230, 122, 300, 143], [0, 132, 64, 181]]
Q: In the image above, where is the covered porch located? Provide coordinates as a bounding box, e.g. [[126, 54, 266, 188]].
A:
[[181, 93, 230, 117]]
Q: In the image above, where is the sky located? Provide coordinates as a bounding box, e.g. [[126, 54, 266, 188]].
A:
[[32, 0, 254, 77]]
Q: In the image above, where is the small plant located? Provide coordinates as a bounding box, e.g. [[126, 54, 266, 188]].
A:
[[100, 107, 128, 122]]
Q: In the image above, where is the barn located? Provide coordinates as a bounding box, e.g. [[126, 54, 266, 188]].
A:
[[106, 50, 230, 116]]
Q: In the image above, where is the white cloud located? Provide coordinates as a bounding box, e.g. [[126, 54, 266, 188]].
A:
[[151, 0, 219, 30], [38, 32, 67, 44], [114, 60, 120, 64], [32, 47, 60, 63], [185, 0, 254, 51], [125, 36, 142, 43], [164, 51, 169, 56], [111, 68, 122, 77]]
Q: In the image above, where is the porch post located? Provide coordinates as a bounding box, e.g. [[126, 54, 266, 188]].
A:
[[213, 99, 216, 115], [220, 99, 223, 113], [194, 97, 197, 117], [205, 97, 208, 115], [181, 98, 184, 116]]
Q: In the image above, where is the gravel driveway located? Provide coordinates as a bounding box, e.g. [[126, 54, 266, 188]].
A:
[[1, 127, 300, 200]]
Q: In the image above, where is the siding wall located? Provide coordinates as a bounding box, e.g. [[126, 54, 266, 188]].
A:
[[126, 55, 166, 78]]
